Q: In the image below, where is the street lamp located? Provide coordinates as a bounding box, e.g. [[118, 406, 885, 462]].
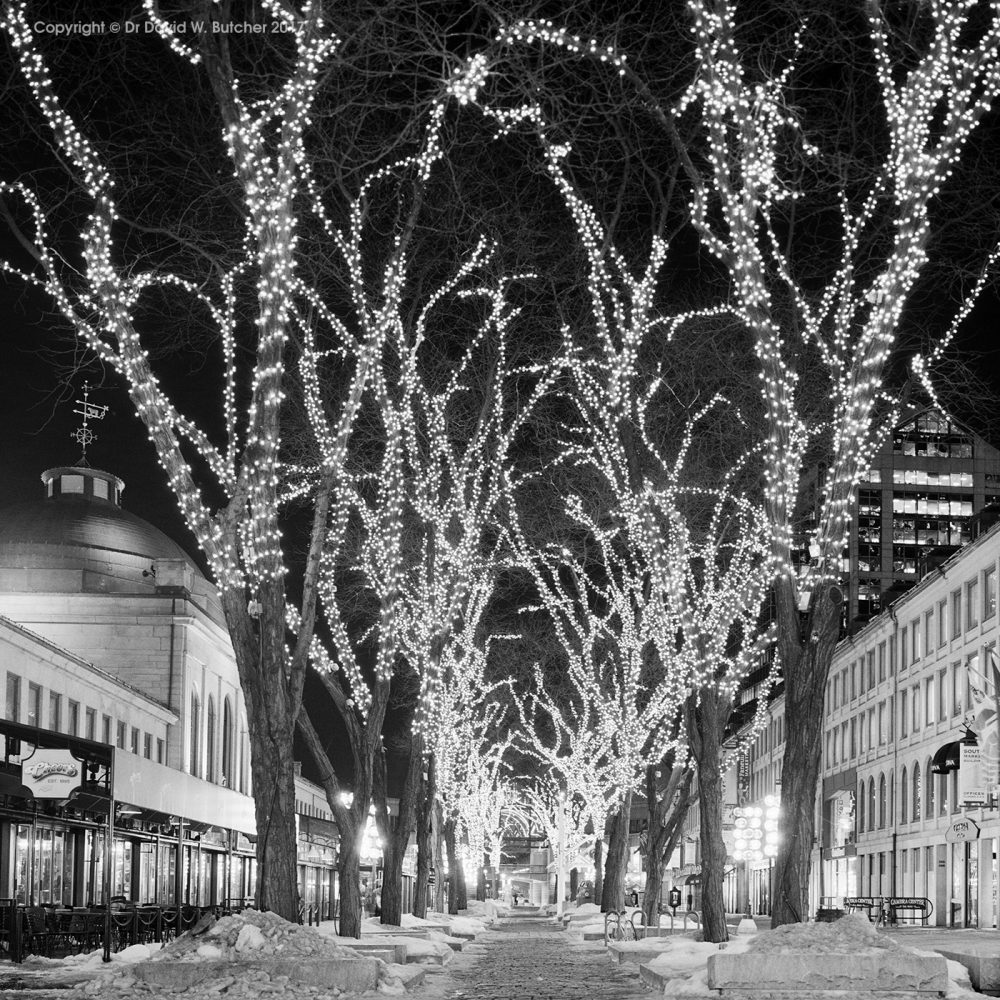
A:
[[733, 795, 781, 916]]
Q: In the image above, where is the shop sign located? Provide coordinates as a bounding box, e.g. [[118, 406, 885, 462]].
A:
[[960, 742, 988, 804], [22, 749, 81, 799], [945, 816, 980, 844]]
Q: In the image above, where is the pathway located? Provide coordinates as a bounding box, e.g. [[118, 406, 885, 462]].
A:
[[422, 912, 652, 1000]]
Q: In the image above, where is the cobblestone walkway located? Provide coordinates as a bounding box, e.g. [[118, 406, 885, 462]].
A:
[[422, 914, 652, 1000]]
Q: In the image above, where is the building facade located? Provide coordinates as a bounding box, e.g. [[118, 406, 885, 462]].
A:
[[0, 463, 339, 910], [846, 408, 1000, 625], [816, 514, 1000, 928]]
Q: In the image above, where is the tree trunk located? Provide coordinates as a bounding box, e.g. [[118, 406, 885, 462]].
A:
[[642, 767, 695, 928], [688, 687, 730, 943], [413, 760, 434, 919], [337, 835, 363, 938], [477, 859, 487, 902], [220, 588, 300, 923], [593, 835, 604, 904], [600, 789, 632, 912], [444, 817, 459, 915], [376, 734, 423, 926], [771, 581, 842, 928], [456, 849, 468, 910], [433, 801, 445, 914]]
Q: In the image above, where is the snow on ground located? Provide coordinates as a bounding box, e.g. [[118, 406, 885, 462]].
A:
[[641, 916, 981, 999], [42, 910, 412, 1000]]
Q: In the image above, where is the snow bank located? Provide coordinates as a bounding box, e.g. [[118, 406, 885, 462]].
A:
[[747, 913, 898, 955]]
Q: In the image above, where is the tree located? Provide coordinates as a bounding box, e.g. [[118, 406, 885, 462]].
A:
[[0, 1, 498, 931], [490, 0, 1000, 926], [0, 0, 346, 921], [640, 756, 696, 929], [669, 0, 1000, 925]]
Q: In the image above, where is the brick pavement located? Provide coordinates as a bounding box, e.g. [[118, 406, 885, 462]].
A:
[[420, 913, 653, 1000]]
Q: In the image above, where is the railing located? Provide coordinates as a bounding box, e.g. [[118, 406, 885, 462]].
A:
[[6, 902, 227, 964], [842, 896, 933, 927]]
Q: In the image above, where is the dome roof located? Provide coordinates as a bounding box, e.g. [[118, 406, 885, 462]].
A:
[[0, 466, 204, 593]]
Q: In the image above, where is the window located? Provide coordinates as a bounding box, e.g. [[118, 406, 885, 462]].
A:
[[67, 700, 79, 736], [887, 695, 895, 742], [868, 708, 876, 749], [859, 714, 866, 754], [901, 628, 909, 670], [925, 677, 935, 725], [143, 733, 152, 759], [879, 774, 887, 828], [952, 590, 962, 639], [116, 721, 126, 750], [850, 717, 857, 757], [985, 566, 997, 620], [952, 662, 962, 717], [207, 696, 217, 783], [924, 611, 934, 655], [5, 674, 20, 723], [967, 580, 979, 630], [878, 702, 886, 744], [936, 670, 946, 722], [938, 600, 948, 646], [28, 683, 41, 727], [888, 636, 896, 675], [156, 738, 165, 763], [867, 651, 876, 689], [878, 642, 887, 682], [85, 707, 96, 741], [190, 692, 201, 777], [900, 689, 909, 737], [222, 698, 234, 788], [939, 771, 948, 816], [869, 778, 876, 832], [912, 619, 921, 661], [102, 715, 112, 745], [912, 684, 921, 732], [900, 766, 908, 823], [925, 760, 935, 818], [130, 727, 140, 755], [851, 661, 857, 699], [48, 692, 61, 732], [912, 763, 922, 822]]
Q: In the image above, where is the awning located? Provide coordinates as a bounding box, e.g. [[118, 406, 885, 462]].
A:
[[931, 741, 961, 775]]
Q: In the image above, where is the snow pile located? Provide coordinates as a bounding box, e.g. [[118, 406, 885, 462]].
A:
[[147, 909, 365, 963], [645, 935, 754, 996], [747, 913, 899, 955], [64, 910, 406, 1000]]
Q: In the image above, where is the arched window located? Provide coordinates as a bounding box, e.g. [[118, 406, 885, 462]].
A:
[[858, 782, 866, 832], [878, 774, 887, 828], [951, 770, 959, 814], [222, 698, 234, 788], [189, 691, 201, 777], [900, 767, 908, 823], [939, 770, 948, 816], [206, 696, 217, 783], [925, 758, 935, 818], [912, 763, 921, 822], [868, 778, 876, 831]]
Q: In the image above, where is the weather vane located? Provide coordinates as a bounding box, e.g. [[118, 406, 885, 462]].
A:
[[71, 382, 109, 464]]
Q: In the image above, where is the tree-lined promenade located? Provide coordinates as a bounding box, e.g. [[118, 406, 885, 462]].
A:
[[2, 0, 999, 940]]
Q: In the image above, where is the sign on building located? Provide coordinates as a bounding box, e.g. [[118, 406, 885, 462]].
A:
[[21, 748, 82, 799], [960, 741, 988, 805]]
